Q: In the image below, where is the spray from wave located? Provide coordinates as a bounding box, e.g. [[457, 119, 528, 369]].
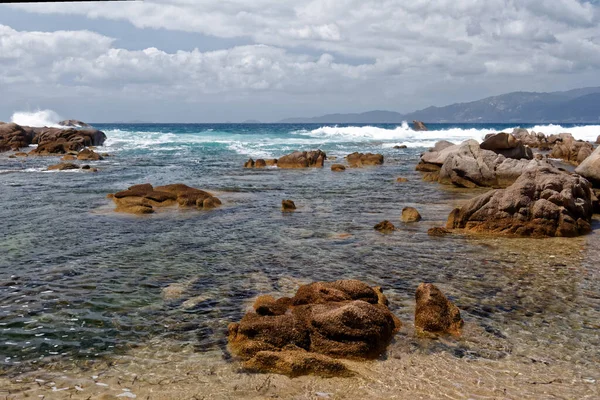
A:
[[10, 110, 63, 128]]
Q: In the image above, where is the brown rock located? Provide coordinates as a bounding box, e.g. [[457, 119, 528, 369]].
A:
[[331, 164, 346, 172], [401, 207, 422, 222], [427, 227, 450, 237], [244, 158, 254, 168], [446, 166, 593, 237], [61, 154, 76, 161], [243, 349, 353, 378], [77, 148, 103, 161], [346, 152, 384, 167], [413, 120, 428, 131], [228, 279, 401, 377], [277, 150, 326, 168], [265, 159, 277, 167], [47, 163, 80, 171], [254, 159, 267, 168], [282, 199, 296, 211], [550, 134, 593, 165], [14, 152, 28, 157], [396, 177, 408, 183], [374, 220, 395, 232], [480, 132, 533, 160], [415, 283, 463, 336]]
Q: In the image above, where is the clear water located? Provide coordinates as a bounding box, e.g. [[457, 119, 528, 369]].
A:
[[0, 123, 599, 397]]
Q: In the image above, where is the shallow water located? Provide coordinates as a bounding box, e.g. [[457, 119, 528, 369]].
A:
[[0, 123, 599, 398]]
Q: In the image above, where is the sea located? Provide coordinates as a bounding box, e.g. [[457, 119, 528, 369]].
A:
[[1, 117, 599, 398]]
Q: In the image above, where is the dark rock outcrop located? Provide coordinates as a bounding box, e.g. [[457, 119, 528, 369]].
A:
[[374, 220, 395, 232], [109, 183, 221, 214], [413, 120, 428, 131], [282, 199, 296, 211], [277, 150, 326, 169], [446, 166, 593, 237], [228, 280, 401, 377], [415, 283, 463, 336], [1, 123, 106, 154], [346, 152, 384, 167]]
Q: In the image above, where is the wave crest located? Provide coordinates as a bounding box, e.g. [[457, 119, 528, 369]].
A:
[[10, 110, 63, 128]]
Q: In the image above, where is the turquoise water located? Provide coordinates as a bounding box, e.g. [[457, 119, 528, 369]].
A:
[[0, 122, 599, 379]]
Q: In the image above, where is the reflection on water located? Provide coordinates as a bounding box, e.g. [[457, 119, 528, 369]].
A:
[[0, 125, 599, 398]]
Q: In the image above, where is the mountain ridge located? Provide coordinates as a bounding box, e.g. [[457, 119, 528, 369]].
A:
[[279, 86, 600, 123]]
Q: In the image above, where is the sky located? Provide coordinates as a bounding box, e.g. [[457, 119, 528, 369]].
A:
[[1, 0, 600, 123]]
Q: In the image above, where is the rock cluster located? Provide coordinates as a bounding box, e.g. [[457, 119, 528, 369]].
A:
[[228, 280, 401, 377], [244, 158, 277, 168], [549, 134, 593, 165], [109, 183, 221, 214], [446, 166, 593, 237], [277, 150, 326, 169], [346, 152, 384, 167], [417, 139, 549, 188]]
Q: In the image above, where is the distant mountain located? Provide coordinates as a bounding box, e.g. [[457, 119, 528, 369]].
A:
[[279, 87, 600, 123]]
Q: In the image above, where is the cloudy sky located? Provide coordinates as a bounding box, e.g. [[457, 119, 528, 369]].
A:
[[1, 0, 600, 122]]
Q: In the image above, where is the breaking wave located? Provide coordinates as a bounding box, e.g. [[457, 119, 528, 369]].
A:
[[10, 110, 63, 128]]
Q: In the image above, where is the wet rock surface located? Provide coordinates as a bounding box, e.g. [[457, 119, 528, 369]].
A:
[[401, 207, 422, 223], [415, 283, 463, 336], [446, 166, 593, 237], [227, 280, 401, 377], [374, 220, 396, 232], [282, 199, 296, 211], [109, 183, 221, 214]]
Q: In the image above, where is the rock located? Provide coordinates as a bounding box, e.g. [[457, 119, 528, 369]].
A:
[[228, 280, 401, 377], [575, 146, 600, 186], [32, 127, 106, 147], [331, 164, 346, 172], [109, 183, 220, 214], [511, 128, 550, 149], [47, 163, 80, 171], [374, 220, 395, 232], [393, 145, 408, 149], [550, 134, 593, 165], [31, 140, 84, 155], [244, 158, 255, 168], [265, 159, 277, 167], [58, 119, 91, 128], [14, 152, 27, 157], [396, 177, 408, 183], [446, 166, 593, 237], [244, 349, 353, 378], [0, 123, 35, 151], [427, 227, 450, 236], [415, 283, 463, 336], [417, 140, 550, 188], [277, 150, 326, 169], [413, 120, 428, 131], [480, 132, 533, 160], [254, 159, 267, 168], [61, 154, 76, 161], [596, 135, 600, 145], [282, 199, 296, 211], [401, 207, 422, 223], [77, 148, 103, 161], [346, 152, 384, 167]]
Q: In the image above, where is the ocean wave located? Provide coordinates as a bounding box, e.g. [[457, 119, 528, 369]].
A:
[[10, 110, 63, 128]]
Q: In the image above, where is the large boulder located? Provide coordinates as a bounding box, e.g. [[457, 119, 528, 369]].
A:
[[413, 120, 428, 131], [228, 280, 401, 377], [417, 140, 549, 188], [277, 150, 326, 169], [415, 283, 463, 336], [575, 146, 600, 186], [77, 148, 103, 161], [109, 183, 221, 214], [549, 134, 593, 165], [480, 132, 533, 160], [32, 127, 106, 147], [446, 166, 593, 237], [0, 123, 35, 151], [346, 152, 384, 167]]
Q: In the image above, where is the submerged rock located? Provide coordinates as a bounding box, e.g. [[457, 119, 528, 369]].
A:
[[374, 220, 395, 232], [228, 279, 401, 377], [282, 199, 296, 211], [277, 150, 326, 169], [427, 227, 450, 236], [401, 207, 422, 222], [396, 177, 408, 183], [415, 283, 463, 336], [77, 148, 103, 161], [109, 183, 221, 214], [331, 164, 346, 172], [346, 152, 384, 167], [47, 162, 80, 171], [446, 166, 593, 237]]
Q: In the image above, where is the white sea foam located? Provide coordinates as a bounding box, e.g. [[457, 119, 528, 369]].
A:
[[10, 110, 63, 128]]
